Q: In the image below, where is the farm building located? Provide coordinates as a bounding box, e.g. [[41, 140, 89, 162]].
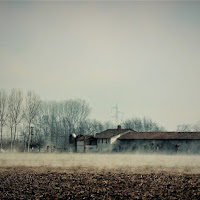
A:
[[118, 131, 200, 154], [70, 126, 200, 154], [76, 135, 97, 153], [69, 125, 132, 153], [95, 125, 133, 152]]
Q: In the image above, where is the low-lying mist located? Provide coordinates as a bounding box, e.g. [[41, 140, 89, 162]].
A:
[[1, 153, 200, 174]]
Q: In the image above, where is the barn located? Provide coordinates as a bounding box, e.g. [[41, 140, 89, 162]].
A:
[[118, 131, 200, 154]]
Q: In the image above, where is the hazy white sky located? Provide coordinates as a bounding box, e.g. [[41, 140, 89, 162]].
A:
[[1, 1, 200, 130]]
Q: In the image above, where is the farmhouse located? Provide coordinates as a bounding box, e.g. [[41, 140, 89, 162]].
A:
[[70, 126, 200, 154], [69, 125, 132, 153], [95, 125, 133, 152]]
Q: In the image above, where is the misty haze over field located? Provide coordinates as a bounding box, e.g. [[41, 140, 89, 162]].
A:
[[0, 153, 200, 174], [0, 1, 200, 130]]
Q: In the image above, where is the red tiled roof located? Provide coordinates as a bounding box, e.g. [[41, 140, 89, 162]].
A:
[[76, 135, 94, 141], [118, 132, 200, 140], [95, 129, 134, 139]]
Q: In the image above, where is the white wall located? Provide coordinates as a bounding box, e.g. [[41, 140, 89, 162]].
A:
[[77, 141, 84, 153], [97, 131, 132, 152], [97, 138, 111, 152]]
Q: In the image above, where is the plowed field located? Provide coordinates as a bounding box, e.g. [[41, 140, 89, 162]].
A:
[[0, 154, 200, 199]]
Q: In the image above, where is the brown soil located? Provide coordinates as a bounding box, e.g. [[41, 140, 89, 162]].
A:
[[0, 166, 200, 200]]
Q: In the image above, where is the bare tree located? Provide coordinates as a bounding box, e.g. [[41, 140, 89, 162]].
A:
[[192, 121, 200, 131], [176, 124, 192, 132], [24, 91, 41, 152], [63, 99, 91, 132], [41, 101, 61, 147], [12, 89, 23, 149], [61, 99, 91, 147], [0, 90, 8, 150], [123, 117, 166, 132], [78, 119, 106, 135], [38, 99, 91, 151], [7, 89, 24, 150], [7, 92, 15, 150], [176, 122, 200, 132]]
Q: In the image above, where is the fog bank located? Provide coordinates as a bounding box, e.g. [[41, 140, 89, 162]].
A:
[[0, 153, 200, 174]]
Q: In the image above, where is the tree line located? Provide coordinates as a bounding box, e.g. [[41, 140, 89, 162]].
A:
[[0, 89, 114, 152], [123, 117, 166, 132], [0, 89, 168, 152], [176, 122, 200, 132], [0, 89, 41, 152]]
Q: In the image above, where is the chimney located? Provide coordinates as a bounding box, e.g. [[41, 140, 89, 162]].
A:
[[117, 125, 121, 130]]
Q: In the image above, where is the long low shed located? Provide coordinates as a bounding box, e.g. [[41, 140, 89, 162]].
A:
[[118, 132, 200, 153]]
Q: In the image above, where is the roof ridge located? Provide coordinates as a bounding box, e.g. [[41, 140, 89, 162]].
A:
[[118, 131, 200, 140]]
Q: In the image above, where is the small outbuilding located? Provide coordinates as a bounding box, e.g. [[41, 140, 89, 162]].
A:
[[69, 134, 97, 153]]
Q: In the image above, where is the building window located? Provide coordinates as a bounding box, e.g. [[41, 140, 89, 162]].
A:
[[106, 139, 107, 143], [102, 139, 103, 143]]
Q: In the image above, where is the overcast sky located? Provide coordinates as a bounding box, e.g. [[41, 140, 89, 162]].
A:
[[1, 1, 200, 130]]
